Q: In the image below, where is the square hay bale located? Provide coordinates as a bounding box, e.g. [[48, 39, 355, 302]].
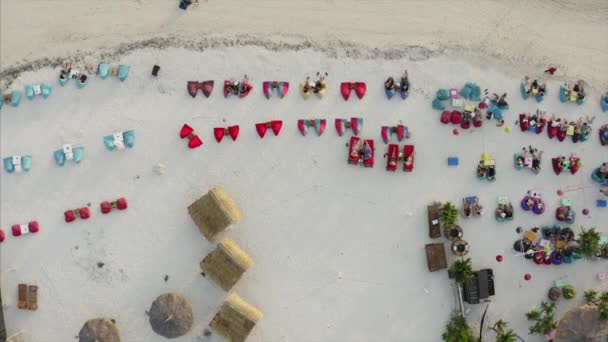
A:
[[210, 293, 263, 342], [188, 186, 241, 241], [201, 237, 254, 291]]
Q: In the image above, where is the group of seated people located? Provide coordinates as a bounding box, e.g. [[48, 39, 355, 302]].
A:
[[59, 65, 87, 83], [563, 80, 586, 101], [384, 71, 410, 92], [386, 152, 413, 168], [477, 161, 496, 180], [515, 146, 542, 172], [595, 163, 608, 181], [522, 76, 546, 97], [556, 206, 575, 223], [351, 140, 373, 161], [226, 76, 250, 95], [302, 72, 327, 94], [495, 202, 513, 220], [549, 115, 594, 142], [463, 198, 483, 217]]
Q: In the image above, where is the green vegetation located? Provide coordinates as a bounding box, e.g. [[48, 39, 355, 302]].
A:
[[442, 315, 478, 342], [448, 258, 474, 284], [440, 201, 459, 228], [562, 285, 576, 299], [526, 301, 557, 336], [490, 320, 517, 342], [577, 227, 601, 259], [584, 289, 608, 321]]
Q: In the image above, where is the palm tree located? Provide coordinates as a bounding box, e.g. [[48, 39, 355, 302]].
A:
[[526, 301, 557, 336], [440, 201, 459, 228], [490, 320, 517, 342], [448, 258, 474, 284], [577, 227, 601, 259], [442, 315, 478, 342]]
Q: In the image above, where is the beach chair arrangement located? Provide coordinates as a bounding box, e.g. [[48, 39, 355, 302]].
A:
[[347, 136, 374, 167], [255, 120, 283, 139], [300, 72, 328, 99], [476, 153, 496, 181], [25, 83, 52, 100], [591, 163, 608, 184], [551, 154, 582, 175], [103, 130, 135, 151], [513, 225, 582, 265], [54, 144, 84, 166], [180, 124, 203, 149], [262, 81, 289, 99], [555, 198, 576, 224], [495, 196, 513, 222], [513, 146, 542, 174], [224, 76, 253, 98], [340, 81, 367, 101], [519, 111, 547, 135], [520, 190, 546, 215], [384, 70, 410, 100], [380, 124, 411, 144], [11, 221, 39, 237], [64, 206, 91, 223], [521, 76, 546, 102], [547, 116, 594, 143], [214, 125, 240, 142], [298, 119, 327, 137], [3, 155, 33, 173], [0, 90, 22, 108], [432, 82, 481, 111], [59, 66, 89, 88], [98, 63, 130, 81], [385, 144, 414, 171], [100, 197, 128, 214], [462, 196, 483, 218], [335, 117, 363, 136], [559, 80, 586, 105], [17, 284, 38, 310], [187, 80, 214, 98]]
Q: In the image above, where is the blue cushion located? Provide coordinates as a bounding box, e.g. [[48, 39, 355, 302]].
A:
[[448, 157, 459, 166]]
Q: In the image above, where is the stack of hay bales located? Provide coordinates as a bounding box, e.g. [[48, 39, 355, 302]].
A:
[[189, 186, 263, 341]]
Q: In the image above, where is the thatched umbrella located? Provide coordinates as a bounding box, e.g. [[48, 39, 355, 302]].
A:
[[188, 186, 241, 241], [210, 293, 263, 342], [200, 237, 254, 291], [555, 304, 608, 341], [149, 293, 194, 339], [79, 318, 121, 342]]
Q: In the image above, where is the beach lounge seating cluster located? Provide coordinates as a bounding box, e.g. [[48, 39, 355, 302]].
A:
[[477, 153, 496, 181], [348, 136, 374, 167], [513, 226, 588, 265], [495, 196, 514, 222], [521, 76, 547, 102], [514, 146, 542, 174], [385, 144, 414, 172], [462, 196, 483, 218], [551, 154, 583, 175], [591, 163, 608, 184], [384, 70, 410, 100], [599, 124, 608, 146], [559, 80, 586, 105], [521, 191, 546, 215]]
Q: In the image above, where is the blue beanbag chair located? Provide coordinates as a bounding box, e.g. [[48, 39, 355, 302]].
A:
[[601, 96, 608, 112], [98, 63, 111, 79], [118, 64, 130, 81]]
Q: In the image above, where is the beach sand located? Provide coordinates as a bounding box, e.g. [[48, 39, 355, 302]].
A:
[[1, 1, 607, 342]]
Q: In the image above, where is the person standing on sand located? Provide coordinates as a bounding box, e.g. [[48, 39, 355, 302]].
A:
[[544, 67, 557, 75]]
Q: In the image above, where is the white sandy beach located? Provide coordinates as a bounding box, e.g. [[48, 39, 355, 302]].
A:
[[1, 1, 608, 342]]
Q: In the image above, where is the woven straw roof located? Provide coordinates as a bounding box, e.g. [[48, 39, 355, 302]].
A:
[[148, 292, 194, 339], [210, 293, 263, 342], [78, 318, 121, 342], [201, 237, 254, 291], [188, 186, 241, 241]]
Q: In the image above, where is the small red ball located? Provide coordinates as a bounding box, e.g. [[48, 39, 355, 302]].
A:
[[557, 189, 564, 196], [524, 273, 532, 281], [582, 208, 589, 215], [496, 255, 503, 262], [452, 128, 459, 135]]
